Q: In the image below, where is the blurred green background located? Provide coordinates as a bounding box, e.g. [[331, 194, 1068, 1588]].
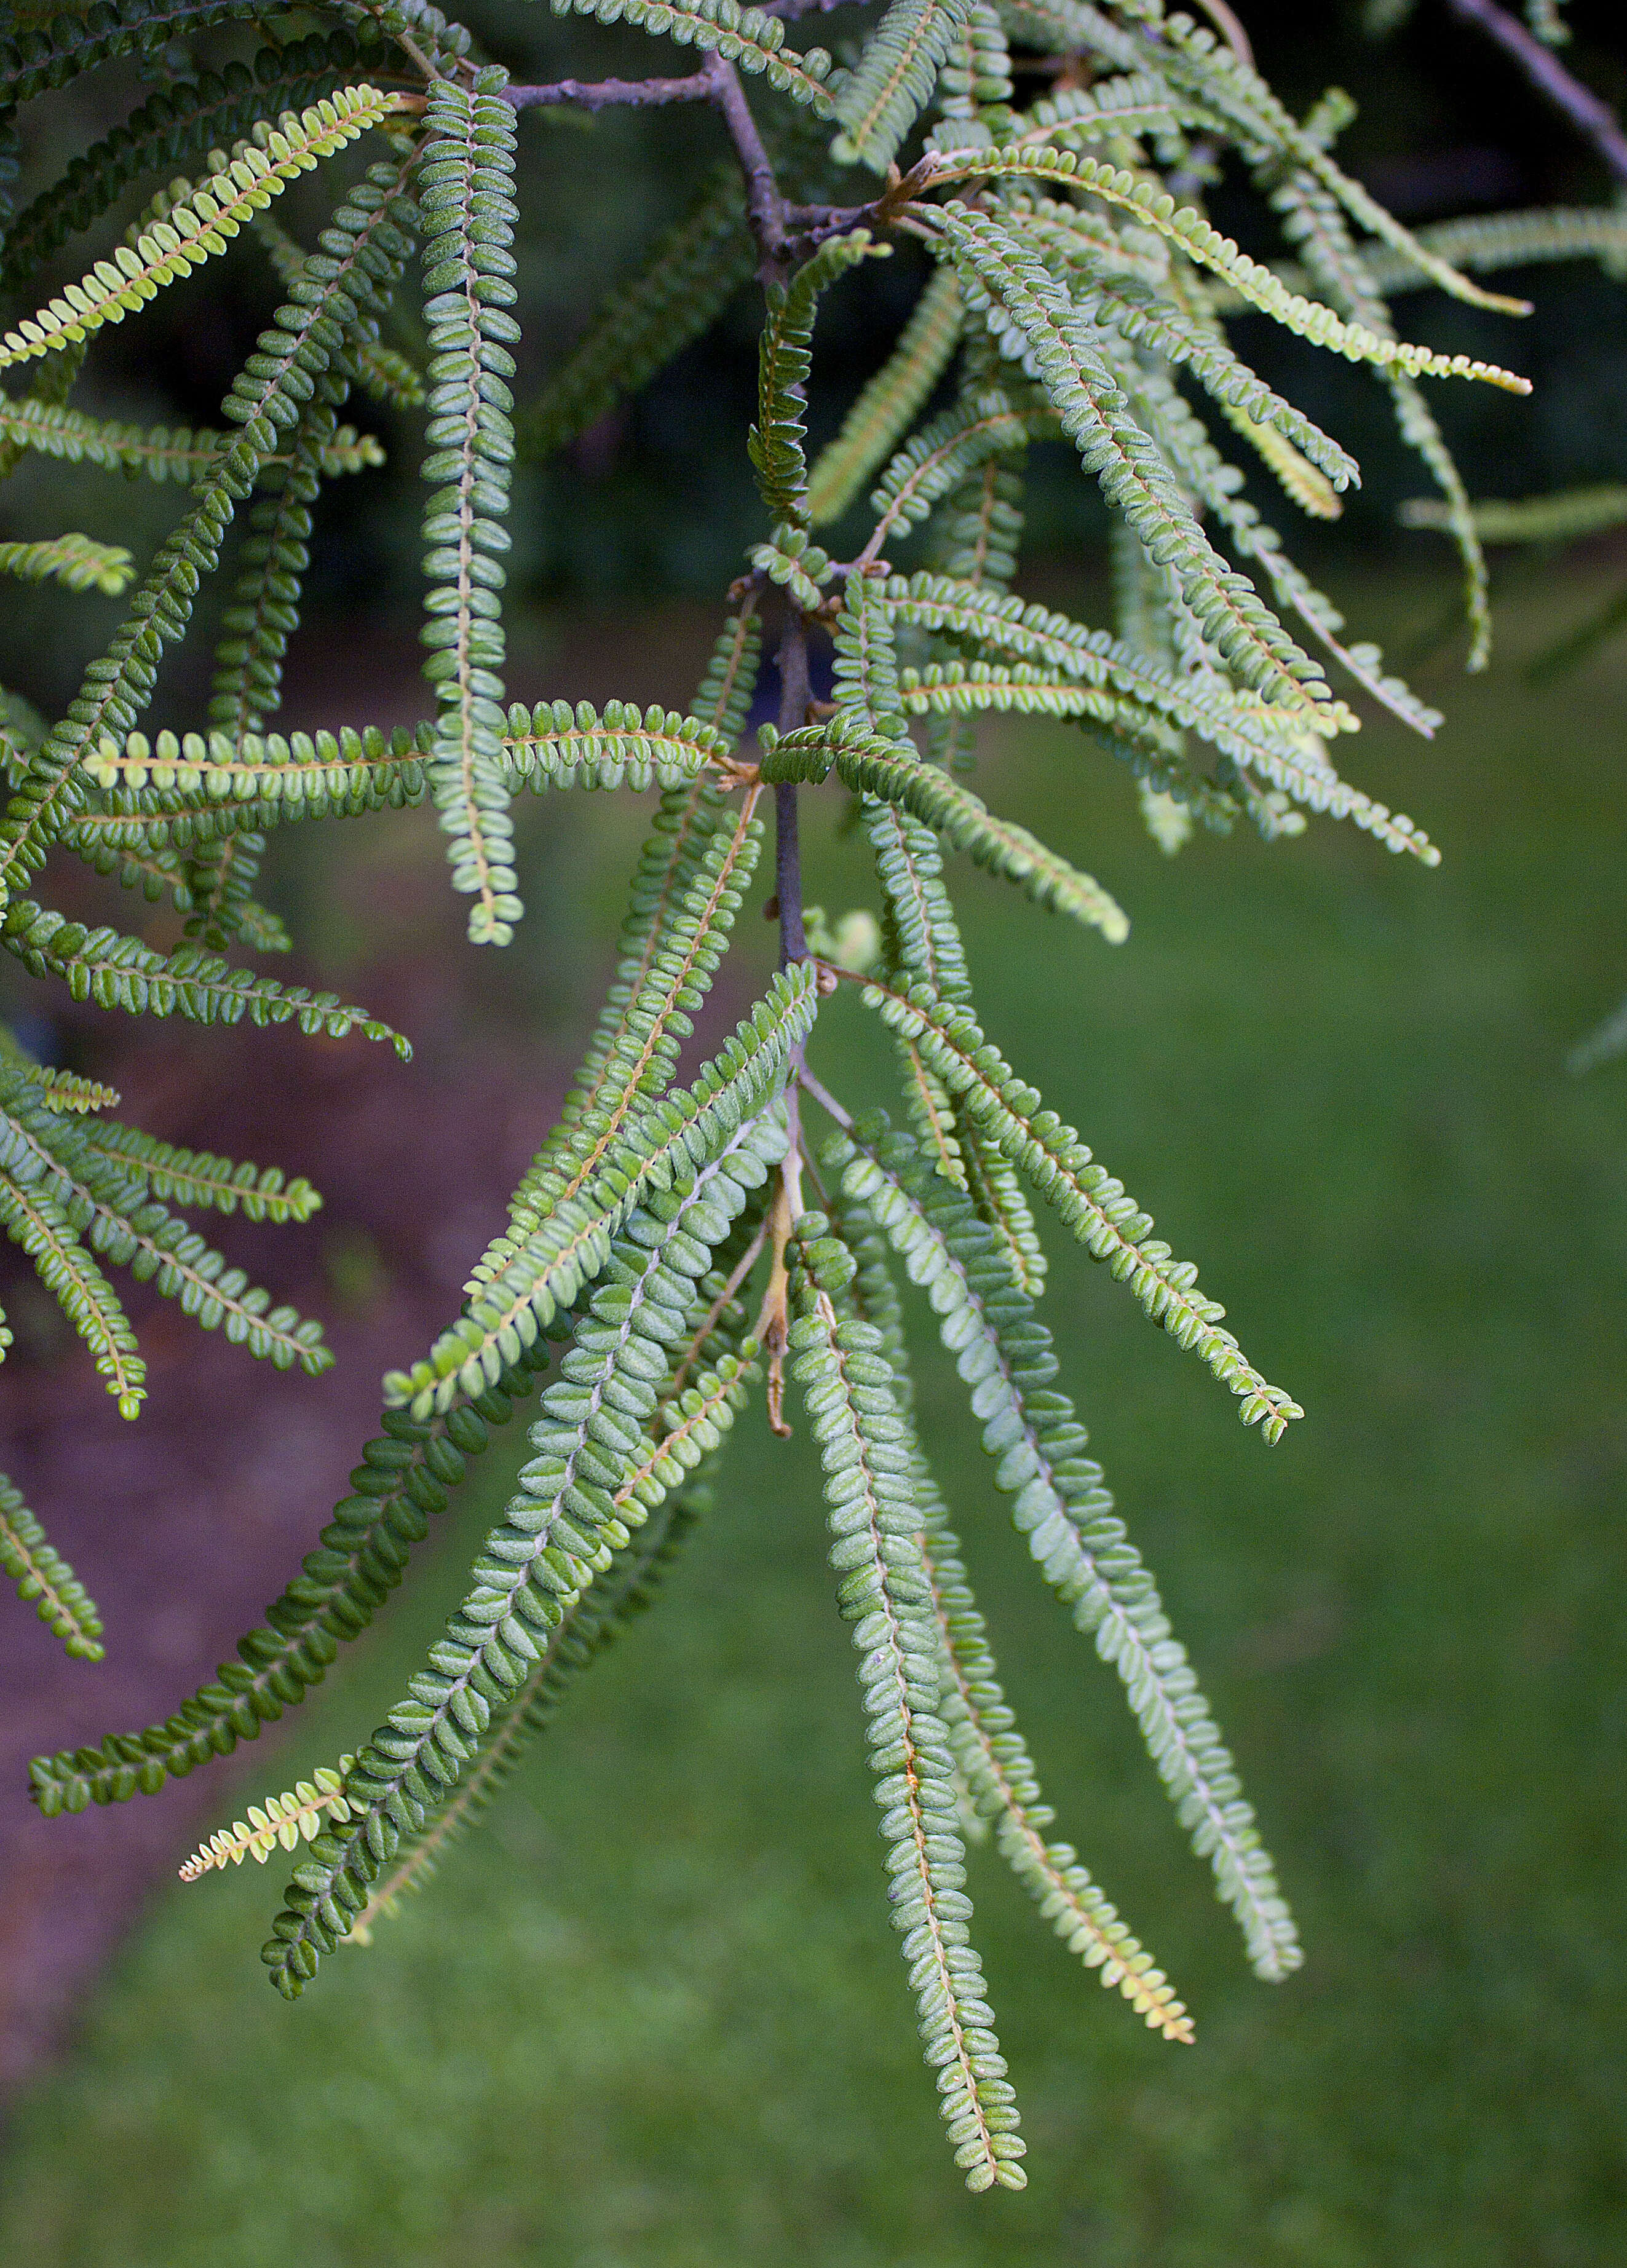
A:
[[1, 563, 1624, 2263]]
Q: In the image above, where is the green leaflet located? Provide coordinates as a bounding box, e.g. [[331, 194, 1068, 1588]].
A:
[[548, 0, 837, 114], [249, 208, 426, 411], [828, 1120, 1301, 1979], [0, 149, 421, 903], [851, 976, 1305, 1442], [198, 400, 335, 949], [922, 429, 1028, 776], [0, 1171, 144, 1415], [1003, 196, 1359, 491], [0, 87, 411, 373], [181, 1758, 357, 1878], [0, 4, 280, 107], [382, 966, 818, 1418], [488, 781, 764, 1269], [265, 1116, 780, 1997], [0, 898, 409, 1054], [831, 566, 911, 741], [1147, 10, 1534, 320], [933, 0, 1014, 137], [788, 1224, 1027, 2192], [525, 165, 752, 460], [1403, 485, 1627, 545], [0, 28, 387, 293], [855, 713, 1044, 1278], [1004, 68, 1186, 151], [808, 267, 963, 527], [417, 74, 523, 947], [501, 697, 733, 790], [66, 1123, 320, 1222], [855, 1255, 1189, 2025], [1257, 164, 1495, 670], [922, 202, 1347, 721], [74, 724, 433, 850], [485, 626, 760, 1295], [751, 232, 887, 530], [885, 573, 1440, 861], [991, 0, 1140, 68], [691, 608, 762, 740], [865, 387, 1045, 556], [1326, 204, 1627, 298], [30, 1347, 558, 1815], [0, 1471, 104, 1662], [831, 0, 976, 174], [0, 390, 384, 483], [0, 532, 133, 593], [749, 521, 834, 610], [0, 1068, 329, 1388], [925, 151, 1534, 379], [917, 1501, 1194, 2039], [349, 1472, 717, 1942], [762, 717, 1131, 942], [208, 404, 334, 750], [10, 1064, 120, 1113], [865, 796, 973, 1004]]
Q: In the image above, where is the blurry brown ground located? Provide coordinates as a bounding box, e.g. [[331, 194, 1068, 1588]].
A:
[[0, 608, 725, 2092]]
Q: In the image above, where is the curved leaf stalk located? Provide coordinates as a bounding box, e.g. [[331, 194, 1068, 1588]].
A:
[[0, 1078, 327, 1385], [0, 28, 394, 294], [0, 86, 412, 374], [832, 0, 975, 175]]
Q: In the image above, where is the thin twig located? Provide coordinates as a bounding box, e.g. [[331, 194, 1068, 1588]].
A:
[[705, 53, 788, 281], [1446, 0, 1627, 188], [504, 73, 714, 112]]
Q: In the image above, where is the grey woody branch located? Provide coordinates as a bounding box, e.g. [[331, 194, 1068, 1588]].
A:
[[1446, 0, 1627, 188], [504, 72, 715, 111]]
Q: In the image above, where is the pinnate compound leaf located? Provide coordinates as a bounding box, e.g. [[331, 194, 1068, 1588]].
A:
[[0, 1469, 105, 1661]]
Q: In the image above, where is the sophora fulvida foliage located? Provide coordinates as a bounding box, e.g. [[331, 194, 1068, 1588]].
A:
[[1, 0, 1619, 2194]]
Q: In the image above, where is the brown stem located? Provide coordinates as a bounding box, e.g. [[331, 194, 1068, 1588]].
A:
[[504, 73, 714, 111], [1446, 0, 1627, 188], [703, 53, 788, 282]]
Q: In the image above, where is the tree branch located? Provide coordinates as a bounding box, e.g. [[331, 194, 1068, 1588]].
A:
[[704, 53, 788, 282], [504, 73, 715, 112], [1446, 0, 1627, 188]]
